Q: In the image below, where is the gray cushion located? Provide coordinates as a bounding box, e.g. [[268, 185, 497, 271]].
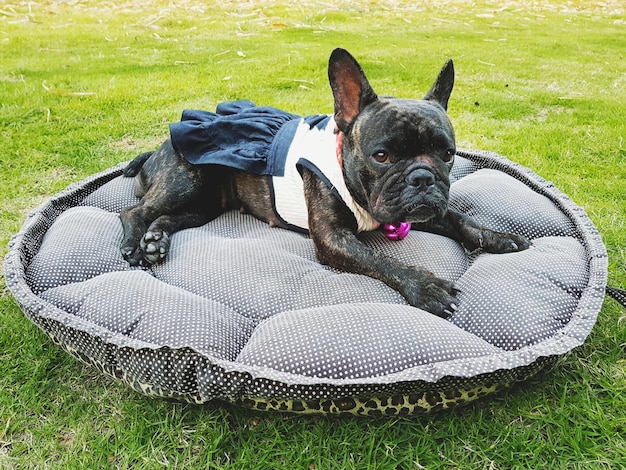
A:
[[4, 149, 607, 414]]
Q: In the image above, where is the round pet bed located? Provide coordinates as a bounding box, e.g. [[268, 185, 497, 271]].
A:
[[4, 149, 609, 416]]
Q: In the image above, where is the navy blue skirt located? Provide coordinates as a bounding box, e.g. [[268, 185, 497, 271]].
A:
[[169, 100, 303, 176]]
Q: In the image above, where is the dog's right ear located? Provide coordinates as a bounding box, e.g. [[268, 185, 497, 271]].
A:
[[328, 48, 378, 132]]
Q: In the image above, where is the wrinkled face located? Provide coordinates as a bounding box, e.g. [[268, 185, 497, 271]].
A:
[[342, 97, 456, 224]]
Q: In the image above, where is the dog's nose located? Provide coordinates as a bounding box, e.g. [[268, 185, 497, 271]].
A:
[[406, 169, 435, 188]]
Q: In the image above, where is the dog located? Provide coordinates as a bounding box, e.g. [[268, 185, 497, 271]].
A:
[[119, 48, 531, 318]]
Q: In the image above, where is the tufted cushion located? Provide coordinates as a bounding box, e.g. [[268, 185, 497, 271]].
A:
[[4, 150, 607, 415]]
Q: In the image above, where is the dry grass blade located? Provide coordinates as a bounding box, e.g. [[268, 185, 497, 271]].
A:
[[41, 81, 96, 97]]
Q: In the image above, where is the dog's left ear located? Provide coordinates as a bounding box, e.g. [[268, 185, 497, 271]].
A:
[[423, 59, 454, 110], [328, 48, 378, 132]]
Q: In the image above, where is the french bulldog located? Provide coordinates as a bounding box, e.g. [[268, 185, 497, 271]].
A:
[[119, 48, 531, 317]]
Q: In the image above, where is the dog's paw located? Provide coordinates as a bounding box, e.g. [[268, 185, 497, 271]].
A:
[[139, 229, 170, 265], [418, 277, 459, 319], [121, 243, 145, 267], [478, 230, 532, 254], [120, 230, 170, 267], [403, 270, 459, 318]]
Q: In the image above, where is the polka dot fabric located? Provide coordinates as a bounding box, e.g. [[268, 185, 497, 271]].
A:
[[4, 150, 608, 415]]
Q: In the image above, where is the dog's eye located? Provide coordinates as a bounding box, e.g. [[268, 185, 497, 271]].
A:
[[373, 151, 391, 164], [442, 148, 455, 163]]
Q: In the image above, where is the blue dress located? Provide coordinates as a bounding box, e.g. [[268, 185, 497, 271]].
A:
[[169, 100, 326, 176]]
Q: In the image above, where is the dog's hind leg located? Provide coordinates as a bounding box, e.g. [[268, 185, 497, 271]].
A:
[[120, 186, 222, 266], [119, 140, 225, 266], [137, 208, 217, 265]]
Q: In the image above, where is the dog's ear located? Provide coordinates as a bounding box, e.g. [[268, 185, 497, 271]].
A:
[[328, 48, 378, 132], [423, 59, 454, 110]]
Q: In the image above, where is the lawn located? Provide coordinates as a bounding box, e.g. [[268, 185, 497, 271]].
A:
[[1, 0, 625, 468]]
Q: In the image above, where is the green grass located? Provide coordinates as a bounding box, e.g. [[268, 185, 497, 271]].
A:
[[1, 0, 625, 468]]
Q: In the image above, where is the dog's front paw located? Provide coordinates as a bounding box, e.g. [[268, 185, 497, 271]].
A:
[[478, 230, 532, 254], [484, 232, 532, 253], [139, 229, 171, 265], [402, 270, 459, 318]]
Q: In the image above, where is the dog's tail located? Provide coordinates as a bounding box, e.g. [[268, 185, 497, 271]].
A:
[[123, 151, 153, 177]]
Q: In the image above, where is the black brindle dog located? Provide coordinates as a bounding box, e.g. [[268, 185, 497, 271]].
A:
[[119, 48, 530, 317]]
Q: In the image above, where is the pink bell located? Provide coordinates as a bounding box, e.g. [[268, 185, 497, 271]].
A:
[[383, 222, 411, 241]]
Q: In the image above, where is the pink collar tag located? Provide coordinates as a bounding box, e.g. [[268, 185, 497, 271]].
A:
[[382, 222, 411, 241]]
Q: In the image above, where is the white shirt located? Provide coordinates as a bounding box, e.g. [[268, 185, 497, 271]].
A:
[[270, 116, 381, 233]]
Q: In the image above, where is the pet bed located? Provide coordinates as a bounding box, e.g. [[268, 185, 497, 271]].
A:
[[4, 149, 613, 415]]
